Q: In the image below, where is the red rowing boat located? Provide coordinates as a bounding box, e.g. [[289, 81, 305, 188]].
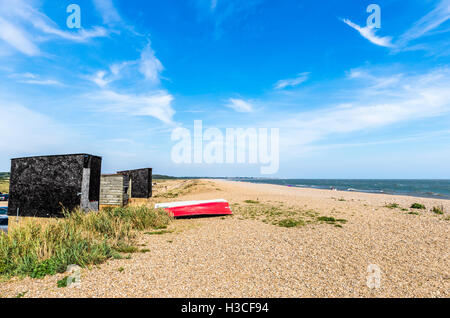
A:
[[155, 199, 232, 217]]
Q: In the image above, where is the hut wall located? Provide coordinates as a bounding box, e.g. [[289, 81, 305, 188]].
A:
[[117, 168, 152, 198], [99, 174, 129, 207], [8, 154, 101, 217]]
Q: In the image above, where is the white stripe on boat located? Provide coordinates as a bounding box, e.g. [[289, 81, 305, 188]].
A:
[[155, 199, 228, 209]]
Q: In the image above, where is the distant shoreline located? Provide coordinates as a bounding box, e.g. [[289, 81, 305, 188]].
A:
[[225, 178, 450, 200]]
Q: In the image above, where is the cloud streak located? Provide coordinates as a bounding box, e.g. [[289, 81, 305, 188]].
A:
[[274, 72, 310, 89], [396, 0, 450, 49], [0, 0, 108, 56], [93, 0, 122, 24], [226, 98, 254, 112], [341, 18, 393, 47], [89, 90, 175, 124], [341, 0, 450, 52], [275, 67, 450, 152]]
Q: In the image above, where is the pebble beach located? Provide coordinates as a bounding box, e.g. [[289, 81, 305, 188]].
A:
[[0, 179, 449, 298]]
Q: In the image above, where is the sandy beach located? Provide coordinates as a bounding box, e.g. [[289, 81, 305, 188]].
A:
[[0, 179, 449, 298]]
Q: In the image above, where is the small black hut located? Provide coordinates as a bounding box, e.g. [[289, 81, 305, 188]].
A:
[[117, 168, 152, 198], [8, 154, 102, 217]]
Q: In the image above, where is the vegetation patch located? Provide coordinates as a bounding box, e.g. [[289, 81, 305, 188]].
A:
[[15, 291, 27, 298], [144, 229, 172, 235], [410, 203, 426, 209], [317, 216, 347, 225], [385, 203, 400, 209], [432, 206, 444, 215], [0, 180, 9, 194], [57, 276, 76, 288], [154, 180, 202, 198], [234, 203, 345, 229], [0, 206, 172, 280], [244, 200, 260, 204], [277, 218, 305, 228]]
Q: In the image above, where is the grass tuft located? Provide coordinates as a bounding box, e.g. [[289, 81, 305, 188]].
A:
[[277, 218, 305, 228], [410, 203, 426, 209], [385, 203, 400, 209], [0, 205, 172, 280], [431, 206, 444, 215], [244, 200, 260, 204], [57, 276, 71, 288], [144, 229, 172, 235]]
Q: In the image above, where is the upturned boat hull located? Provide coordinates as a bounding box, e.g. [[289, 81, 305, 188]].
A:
[[155, 199, 232, 217]]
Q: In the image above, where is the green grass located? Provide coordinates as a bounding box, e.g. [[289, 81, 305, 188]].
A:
[[15, 291, 27, 298], [385, 203, 400, 209], [0, 206, 172, 280], [140, 248, 150, 253], [244, 200, 260, 204], [408, 211, 419, 215], [317, 216, 347, 225], [154, 180, 200, 198], [118, 267, 124, 272], [0, 180, 9, 194], [234, 202, 346, 229], [57, 276, 72, 288], [114, 244, 139, 253], [410, 203, 426, 209], [144, 229, 172, 235], [277, 218, 305, 228], [431, 206, 444, 215]]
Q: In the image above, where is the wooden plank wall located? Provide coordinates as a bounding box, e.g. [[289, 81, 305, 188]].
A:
[[100, 175, 127, 206]]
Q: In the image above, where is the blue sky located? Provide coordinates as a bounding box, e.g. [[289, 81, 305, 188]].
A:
[[0, 0, 449, 178]]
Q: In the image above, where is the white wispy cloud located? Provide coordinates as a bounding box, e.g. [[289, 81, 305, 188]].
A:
[[274, 72, 310, 89], [273, 67, 450, 152], [19, 79, 62, 86], [341, 18, 393, 47], [211, 0, 218, 11], [396, 0, 450, 49], [11, 73, 62, 86], [139, 43, 164, 83], [87, 43, 164, 88], [89, 71, 111, 88], [0, 0, 108, 56], [341, 0, 450, 52], [89, 90, 175, 124], [0, 16, 40, 56], [93, 0, 122, 24], [226, 98, 254, 112]]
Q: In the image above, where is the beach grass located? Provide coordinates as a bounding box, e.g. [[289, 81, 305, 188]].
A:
[[235, 201, 345, 228], [0, 206, 172, 280], [244, 200, 260, 204], [0, 180, 9, 193], [432, 206, 444, 215], [385, 203, 400, 209], [410, 203, 426, 209]]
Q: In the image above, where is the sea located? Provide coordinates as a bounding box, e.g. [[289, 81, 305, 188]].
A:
[[229, 179, 450, 200]]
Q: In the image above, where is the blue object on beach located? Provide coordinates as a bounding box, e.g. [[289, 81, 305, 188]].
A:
[[0, 207, 7, 215]]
